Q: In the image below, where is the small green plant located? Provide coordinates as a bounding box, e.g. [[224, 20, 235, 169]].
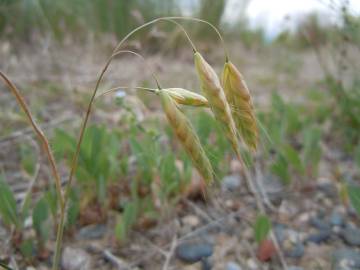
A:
[[348, 185, 360, 217], [254, 214, 271, 244], [259, 92, 323, 185]]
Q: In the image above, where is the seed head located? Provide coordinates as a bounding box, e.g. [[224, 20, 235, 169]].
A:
[[163, 88, 209, 107], [222, 61, 258, 150], [159, 90, 214, 184], [194, 52, 241, 159]]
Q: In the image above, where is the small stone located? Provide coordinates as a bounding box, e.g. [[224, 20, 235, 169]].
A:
[[306, 230, 331, 244], [279, 200, 298, 219], [341, 226, 360, 246], [330, 211, 344, 227], [176, 242, 213, 263], [61, 247, 91, 270], [246, 258, 258, 270], [201, 258, 212, 270], [332, 248, 360, 269], [309, 217, 331, 231], [76, 224, 106, 240], [226, 261, 242, 270], [222, 174, 242, 191], [286, 242, 304, 258], [182, 215, 201, 228], [273, 223, 287, 244], [288, 267, 304, 270]]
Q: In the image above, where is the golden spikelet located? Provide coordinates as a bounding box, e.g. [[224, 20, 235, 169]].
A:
[[159, 89, 214, 184], [222, 61, 258, 150], [193, 52, 241, 159], [163, 88, 209, 107]]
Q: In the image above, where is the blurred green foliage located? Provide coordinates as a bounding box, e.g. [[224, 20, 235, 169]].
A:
[[0, 0, 179, 40]]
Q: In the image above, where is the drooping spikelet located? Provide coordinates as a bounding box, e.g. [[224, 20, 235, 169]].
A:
[[193, 52, 241, 159], [159, 89, 214, 184], [163, 88, 209, 107], [222, 61, 258, 150]]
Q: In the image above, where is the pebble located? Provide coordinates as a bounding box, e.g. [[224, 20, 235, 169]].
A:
[[309, 217, 331, 231], [288, 267, 304, 270], [341, 226, 360, 246], [61, 247, 91, 270], [201, 258, 212, 270], [222, 174, 242, 191], [182, 215, 201, 228], [176, 242, 213, 263], [246, 258, 258, 270], [273, 223, 287, 243], [226, 261, 242, 270], [332, 248, 360, 269], [306, 230, 331, 244], [330, 211, 345, 227], [286, 242, 305, 258], [76, 224, 106, 240]]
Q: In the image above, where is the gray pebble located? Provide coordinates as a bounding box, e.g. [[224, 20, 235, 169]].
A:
[[222, 174, 242, 191], [330, 211, 345, 227], [226, 261, 242, 270], [76, 224, 106, 240], [332, 248, 360, 269], [309, 217, 331, 231], [341, 226, 360, 246], [306, 230, 331, 244], [286, 242, 305, 258], [61, 247, 91, 270], [176, 242, 213, 263]]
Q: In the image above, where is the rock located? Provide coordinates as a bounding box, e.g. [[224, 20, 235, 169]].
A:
[[273, 223, 287, 244], [306, 230, 331, 244], [182, 215, 201, 228], [330, 211, 344, 227], [61, 247, 91, 270], [222, 174, 242, 191], [76, 224, 106, 240], [309, 217, 331, 231], [176, 242, 213, 263], [341, 226, 360, 246], [260, 174, 284, 204], [201, 258, 212, 270], [286, 242, 305, 259], [226, 261, 242, 270], [257, 239, 276, 261], [279, 200, 298, 219], [332, 248, 360, 269], [246, 258, 258, 270]]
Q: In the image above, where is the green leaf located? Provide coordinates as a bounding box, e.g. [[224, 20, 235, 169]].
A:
[[270, 154, 290, 184], [0, 175, 20, 229], [20, 144, 36, 175], [254, 214, 271, 244], [66, 188, 79, 228], [32, 197, 49, 241], [282, 144, 303, 173], [348, 185, 360, 217], [19, 238, 34, 258]]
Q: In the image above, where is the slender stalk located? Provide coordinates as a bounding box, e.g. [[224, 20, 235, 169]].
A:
[[0, 71, 64, 208], [96, 86, 158, 100]]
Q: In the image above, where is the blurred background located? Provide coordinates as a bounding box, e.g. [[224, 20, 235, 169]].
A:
[[1, 0, 360, 269]]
